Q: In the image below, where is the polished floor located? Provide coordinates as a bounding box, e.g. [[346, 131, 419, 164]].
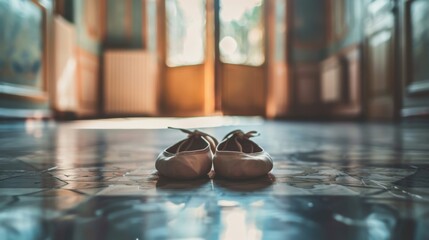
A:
[[0, 117, 429, 240]]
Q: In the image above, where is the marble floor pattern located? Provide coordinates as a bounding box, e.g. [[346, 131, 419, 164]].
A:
[[0, 117, 429, 240]]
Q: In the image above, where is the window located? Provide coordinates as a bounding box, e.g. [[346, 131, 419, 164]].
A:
[[166, 0, 206, 67], [219, 0, 264, 66]]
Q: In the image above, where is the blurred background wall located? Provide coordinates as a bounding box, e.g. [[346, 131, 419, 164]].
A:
[[1, 0, 428, 120]]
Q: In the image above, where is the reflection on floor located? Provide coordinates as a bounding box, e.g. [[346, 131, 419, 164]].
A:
[[0, 117, 429, 239]]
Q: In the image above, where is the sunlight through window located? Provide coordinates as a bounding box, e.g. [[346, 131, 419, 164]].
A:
[[219, 0, 265, 66], [166, 0, 206, 67]]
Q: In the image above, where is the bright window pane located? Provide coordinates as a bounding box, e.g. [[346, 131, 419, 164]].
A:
[[166, 0, 206, 67], [219, 0, 264, 66]]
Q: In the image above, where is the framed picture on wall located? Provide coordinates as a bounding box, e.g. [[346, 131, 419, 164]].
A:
[[0, 0, 48, 101]]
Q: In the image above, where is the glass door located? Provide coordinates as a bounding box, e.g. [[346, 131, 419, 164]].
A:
[[216, 0, 267, 115], [161, 0, 214, 115], [160, 0, 288, 116]]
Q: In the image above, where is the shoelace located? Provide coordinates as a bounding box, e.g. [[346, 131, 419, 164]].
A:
[[221, 130, 260, 152], [168, 127, 218, 153]]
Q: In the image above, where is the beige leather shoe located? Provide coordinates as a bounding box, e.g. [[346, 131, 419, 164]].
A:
[[155, 127, 218, 180], [213, 130, 273, 179]]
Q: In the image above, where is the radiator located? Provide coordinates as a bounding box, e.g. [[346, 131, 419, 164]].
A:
[[103, 50, 158, 115]]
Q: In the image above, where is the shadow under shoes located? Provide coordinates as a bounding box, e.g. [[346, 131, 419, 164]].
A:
[[155, 127, 218, 180], [213, 130, 273, 180]]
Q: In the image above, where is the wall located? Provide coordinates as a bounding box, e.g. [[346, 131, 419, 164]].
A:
[[323, 0, 364, 118], [289, 0, 325, 115], [289, 0, 365, 118], [72, 0, 103, 116], [324, 0, 364, 57], [74, 0, 103, 55], [290, 0, 326, 63], [290, 0, 364, 63], [105, 0, 143, 49], [55, 0, 148, 117]]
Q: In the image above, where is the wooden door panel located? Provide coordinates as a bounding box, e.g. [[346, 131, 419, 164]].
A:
[[216, 0, 267, 116], [159, 0, 214, 116], [165, 66, 205, 114], [221, 64, 265, 115]]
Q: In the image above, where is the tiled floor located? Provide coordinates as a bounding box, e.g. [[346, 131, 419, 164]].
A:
[[0, 117, 429, 240]]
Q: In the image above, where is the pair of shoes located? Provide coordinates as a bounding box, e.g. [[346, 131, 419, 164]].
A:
[[155, 127, 273, 180]]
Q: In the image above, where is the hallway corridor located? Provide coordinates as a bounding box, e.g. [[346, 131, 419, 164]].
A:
[[0, 117, 428, 239]]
